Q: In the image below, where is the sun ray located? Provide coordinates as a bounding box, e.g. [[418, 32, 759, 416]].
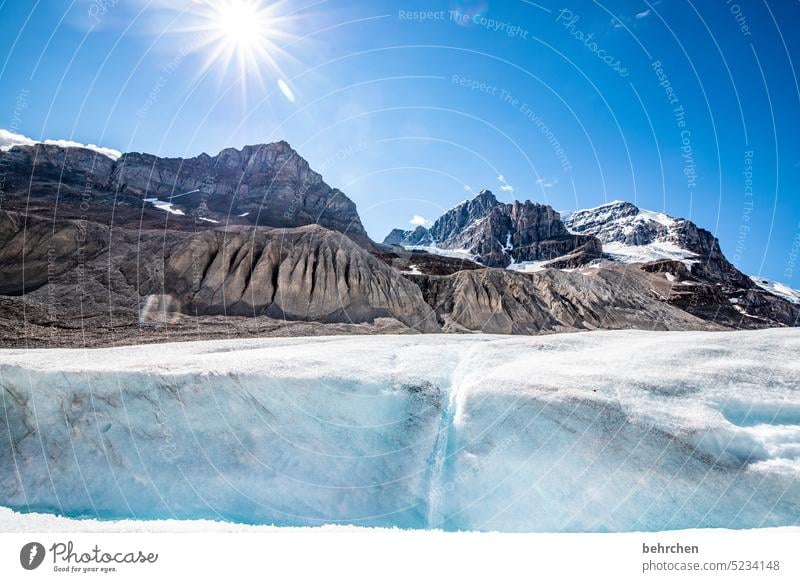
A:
[[169, 0, 304, 95]]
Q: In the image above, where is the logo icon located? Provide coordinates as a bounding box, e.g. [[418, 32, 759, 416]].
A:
[[20, 542, 46, 570]]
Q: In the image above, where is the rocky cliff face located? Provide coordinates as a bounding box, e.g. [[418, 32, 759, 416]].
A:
[[0, 141, 371, 246], [384, 190, 601, 268]]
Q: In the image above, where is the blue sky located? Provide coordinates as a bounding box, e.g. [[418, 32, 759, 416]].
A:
[[1, 0, 799, 285]]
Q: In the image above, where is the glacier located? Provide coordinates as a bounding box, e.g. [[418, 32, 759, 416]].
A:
[[1, 329, 799, 532]]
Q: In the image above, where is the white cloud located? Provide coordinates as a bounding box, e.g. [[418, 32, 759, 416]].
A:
[[409, 215, 432, 228], [536, 177, 558, 189], [463, 185, 472, 191], [0, 129, 121, 160], [497, 174, 515, 193], [635, 9, 651, 19]]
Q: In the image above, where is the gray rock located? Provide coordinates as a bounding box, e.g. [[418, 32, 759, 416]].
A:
[[0, 141, 371, 246], [396, 190, 602, 268], [383, 225, 432, 246], [410, 265, 717, 335], [165, 224, 440, 332]]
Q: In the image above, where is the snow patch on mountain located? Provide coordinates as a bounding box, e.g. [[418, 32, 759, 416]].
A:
[[143, 197, 186, 216], [751, 277, 800, 304], [403, 244, 478, 261], [603, 241, 698, 266]]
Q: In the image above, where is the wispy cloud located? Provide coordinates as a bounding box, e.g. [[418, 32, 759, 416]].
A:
[[0, 128, 121, 160], [497, 175, 515, 193], [536, 177, 558, 189], [610, 3, 658, 30], [410, 215, 432, 228]]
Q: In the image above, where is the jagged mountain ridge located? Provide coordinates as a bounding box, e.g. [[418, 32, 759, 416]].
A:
[[382, 189, 601, 268], [0, 140, 371, 245]]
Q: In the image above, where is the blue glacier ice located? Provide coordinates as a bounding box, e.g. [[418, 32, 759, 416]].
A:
[[1, 329, 798, 532]]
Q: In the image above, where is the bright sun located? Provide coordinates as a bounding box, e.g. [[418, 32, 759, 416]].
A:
[[215, 1, 262, 47], [187, 0, 295, 92]]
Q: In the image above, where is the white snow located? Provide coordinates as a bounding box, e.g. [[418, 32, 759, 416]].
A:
[[143, 197, 186, 216], [751, 277, 800, 304], [637, 208, 676, 227], [403, 245, 478, 261], [239, 212, 250, 217], [0, 128, 122, 160], [198, 217, 220, 224], [402, 264, 422, 275], [507, 260, 548, 273], [569, 199, 627, 214], [1, 329, 799, 533], [603, 241, 698, 266]]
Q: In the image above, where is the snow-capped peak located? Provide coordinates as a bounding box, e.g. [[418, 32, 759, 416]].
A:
[[565, 200, 678, 251]]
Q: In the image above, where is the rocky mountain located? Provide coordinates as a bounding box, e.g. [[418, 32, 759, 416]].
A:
[[1, 137, 798, 347], [563, 200, 800, 324], [0, 140, 371, 245], [163, 224, 438, 331], [383, 225, 433, 246], [383, 190, 601, 268], [408, 264, 715, 335], [564, 200, 751, 288]]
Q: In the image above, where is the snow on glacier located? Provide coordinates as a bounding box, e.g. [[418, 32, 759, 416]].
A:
[[1, 329, 799, 532]]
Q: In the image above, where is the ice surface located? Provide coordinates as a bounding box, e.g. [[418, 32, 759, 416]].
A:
[[1, 330, 799, 532]]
